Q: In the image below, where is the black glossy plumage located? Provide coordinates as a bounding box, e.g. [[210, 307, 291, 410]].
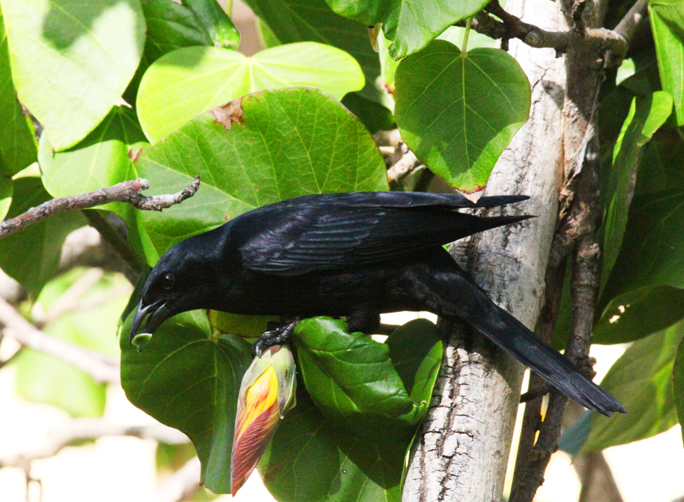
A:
[[131, 191, 625, 416]]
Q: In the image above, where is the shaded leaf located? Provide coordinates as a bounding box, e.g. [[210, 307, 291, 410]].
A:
[[601, 91, 672, 293], [183, 0, 239, 49], [395, 41, 530, 193], [1, 0, 146, 149], [649, 0, 684, 125], [594, 286, 684, 344], [120, 309, 252, 494], [137, 42, 365, 142], [135, 87, 388, 256], [209, 311, 279, 339], [0, 8, 36, 176], [672, 335, 684, 447], [325, 0, 489, 58], [600, 187, 684, 302], [582, 324, 682, 451], [0, 177, 85, 297]]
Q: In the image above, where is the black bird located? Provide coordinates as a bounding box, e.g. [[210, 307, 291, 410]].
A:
[[130, 191, 625, 416]]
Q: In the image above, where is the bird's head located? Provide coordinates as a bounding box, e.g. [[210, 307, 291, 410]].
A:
[[130, 231, 223, 344]]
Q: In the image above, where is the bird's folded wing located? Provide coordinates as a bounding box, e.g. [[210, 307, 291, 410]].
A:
[[240, 192, 530, 276]]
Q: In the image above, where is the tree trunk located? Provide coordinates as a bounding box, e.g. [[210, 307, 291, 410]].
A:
[[402, 1, 568, 500]]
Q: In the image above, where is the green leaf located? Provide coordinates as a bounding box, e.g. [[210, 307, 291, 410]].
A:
[[260, 389, 405, 502], [209, 311, 279, 338], [123, 0, 215, 102], [120, 309, 252, 494], [325, 0, 489, 58], [14, 269, 126, 417], [395, 41, 530, 193], [601, 92, 673, 293], [260, 318, 441, 502], [38, 106, 156, 264], [137, 42, 365, 142], [594, 286, 684, 344], [141, 0, 213, 62], [600, 187, 684, 302], [293, 318, 438, 433], [39, 107, 147, 200], [0, 0, 146, 150], [0, 176, 12, 222], [0, 8, 36, 176], [385, 318, 442, 405], [341, 93, 395, 134], [673, 335, 684, 447], [649, 0, 684, 125], [243, 0, 383, 104], [582, 323, 682, 451], [0, 177, 85, 297], [135, 87, 388, 256], [183, 0, 240, 49]]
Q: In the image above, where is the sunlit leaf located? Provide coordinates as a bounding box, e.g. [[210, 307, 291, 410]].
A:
[[325, 0, 489, 58], [395, 41, 530, 193], [137, 43, 364, 142], [0, 0, 145, 149]]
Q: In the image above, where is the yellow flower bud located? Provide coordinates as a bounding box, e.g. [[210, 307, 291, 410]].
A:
[[231, 344, 296, 495]]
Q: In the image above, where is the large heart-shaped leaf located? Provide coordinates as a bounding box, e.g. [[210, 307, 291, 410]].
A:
[[650, 0, 684, 125], [134, 87, 388, 256], [601, 92, 672, 294], [0, 0, 146, 150], [395, 41, 531, 193], [0, 8, 36, 177], [120, 310, 252, 494], [137, 42, 365, 142], [260, 318, 442, 502], [325, 0, 489, 58]]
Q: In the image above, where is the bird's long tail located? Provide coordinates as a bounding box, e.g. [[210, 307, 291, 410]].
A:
[[410, 253, 625, 416]]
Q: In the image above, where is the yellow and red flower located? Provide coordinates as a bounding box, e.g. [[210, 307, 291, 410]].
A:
[[231, 344, 296, 495]]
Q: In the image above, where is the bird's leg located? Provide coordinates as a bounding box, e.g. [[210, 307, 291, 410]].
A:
[[252, 319, 299, 357]]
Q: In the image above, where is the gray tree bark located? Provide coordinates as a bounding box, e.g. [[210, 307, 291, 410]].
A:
[[402, 1, 568, 500]]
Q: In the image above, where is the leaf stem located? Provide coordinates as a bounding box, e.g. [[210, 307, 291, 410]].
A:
[[462, 18, 473, 53]]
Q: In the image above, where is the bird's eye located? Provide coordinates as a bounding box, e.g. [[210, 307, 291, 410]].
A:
[[162, 272, 175, 290]]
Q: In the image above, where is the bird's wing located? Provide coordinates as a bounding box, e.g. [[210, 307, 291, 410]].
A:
[[239, 192, 530, 276]]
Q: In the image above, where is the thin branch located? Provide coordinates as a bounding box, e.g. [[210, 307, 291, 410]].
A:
[[614, 0, 648, 43], [457, 1, 628, 57], [0, 418, 188, 468], [156, 457, 203, 502], [0, 297, 120, 384], [607, 0, 649, 66], [0, 176, 201, 239], [387, 149, 420, 184]]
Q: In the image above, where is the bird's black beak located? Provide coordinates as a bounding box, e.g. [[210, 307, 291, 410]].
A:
[[130, 299, 170, 344]]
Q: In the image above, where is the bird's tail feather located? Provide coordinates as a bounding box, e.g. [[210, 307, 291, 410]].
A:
[[412, 256, 625, 416], [472, 304, 625, 416]]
